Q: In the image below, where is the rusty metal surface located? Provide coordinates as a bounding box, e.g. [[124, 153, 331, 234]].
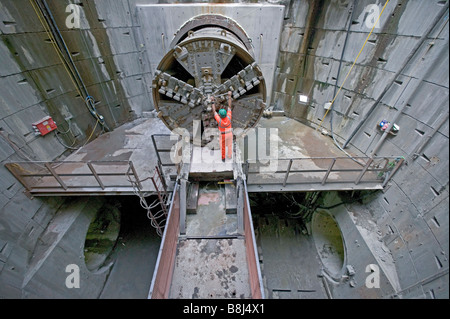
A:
[[152, 16, 267, 144], [153, 181, 260, 299], [150, 184, 180, 299], [184, 182, 237, 237], [243, 181, 264, 299]]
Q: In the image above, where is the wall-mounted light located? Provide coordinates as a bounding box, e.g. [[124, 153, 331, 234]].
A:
[[298, 94, 308, 103]]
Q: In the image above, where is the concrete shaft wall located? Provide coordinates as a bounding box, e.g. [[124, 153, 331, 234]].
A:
[[275, 0, 449, 298], [0, 0, 448, 299], [0, 0, 152, 298]]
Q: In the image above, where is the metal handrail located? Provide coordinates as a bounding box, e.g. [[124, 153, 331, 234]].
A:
[[244, 155, 393, 163], [244, 156, 404, 188], [151, 134, 179, 167], [5, 160, 141, 192]]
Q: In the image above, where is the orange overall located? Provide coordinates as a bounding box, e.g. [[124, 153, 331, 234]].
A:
[[214, 109, 233, 160]]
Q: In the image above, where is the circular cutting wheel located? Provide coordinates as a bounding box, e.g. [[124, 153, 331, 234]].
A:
[[152, 14, 267, 144]]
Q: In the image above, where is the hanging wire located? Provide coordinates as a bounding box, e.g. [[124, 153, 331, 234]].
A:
[[54, 119, 79, 149], [54, 131, 79, 150], [29, 0, 110, 138]]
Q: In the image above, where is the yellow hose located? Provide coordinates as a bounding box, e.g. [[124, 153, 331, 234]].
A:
[[317, 0, 390, 130]]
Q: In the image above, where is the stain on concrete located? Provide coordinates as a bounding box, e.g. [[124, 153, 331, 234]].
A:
[[169, 239, 251, 299]]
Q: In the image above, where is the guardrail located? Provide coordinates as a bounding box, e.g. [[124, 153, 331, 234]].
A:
[[5, 160, 142, 195], [244, 156, 404, 192]]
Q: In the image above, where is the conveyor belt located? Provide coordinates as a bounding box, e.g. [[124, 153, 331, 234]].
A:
[[148, 146, 264, 299]]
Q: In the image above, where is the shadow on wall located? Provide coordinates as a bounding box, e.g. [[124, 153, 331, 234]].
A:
[[312, 210, 346, 281], [21, 197, 121, 298], [84, 202, 121, 272], [312, 191, 401, 299]]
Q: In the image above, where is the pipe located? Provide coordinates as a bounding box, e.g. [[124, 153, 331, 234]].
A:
[[259, 34, 263, 65], [412, 109, 449, 160], [342, 2, 449, 149], [34, 0, 110, 132]]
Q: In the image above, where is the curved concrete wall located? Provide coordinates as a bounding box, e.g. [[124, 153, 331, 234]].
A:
[[0, 0, 151, 298], [0, 0, 448, 298], [274, 0, 449, 298], [0, 196, 116, 298]]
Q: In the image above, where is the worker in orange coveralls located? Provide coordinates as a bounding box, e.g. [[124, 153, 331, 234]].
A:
[[211, 91, 233, 162]]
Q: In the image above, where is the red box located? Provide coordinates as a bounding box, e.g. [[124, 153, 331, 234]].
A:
[[32, 116, 57, 136]]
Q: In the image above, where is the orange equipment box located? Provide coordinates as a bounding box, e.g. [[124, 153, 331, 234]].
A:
[[32, 116, 57, 136]]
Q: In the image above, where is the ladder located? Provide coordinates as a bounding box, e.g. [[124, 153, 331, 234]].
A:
[[129, 164, 170, 237]]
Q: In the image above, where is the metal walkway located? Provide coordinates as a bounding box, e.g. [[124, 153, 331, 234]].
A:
[[4, 133, 179, 197], [3, 115, 405, 197], [4, 142, 404, 197], [244, 156, 405, 193], [3, 131, 404, 299], [4, 160, 143, 196], [146, 143, 404, 299]]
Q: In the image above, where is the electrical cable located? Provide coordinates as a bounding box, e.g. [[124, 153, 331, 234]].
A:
[[317, 190, 380, 210], [30, 0, 110, 136], [0, 129, 37, 163], [30, 0, 101, 147], [30, 0, 98, 141], [40, 0, 88, 96], [55, 120, 79, 149], [80, 25, 118, 127], [55, 122, 72, 135], [54, 131, 79, 150], [30, 1, 83, 97], [341, 2, 449, 149]]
